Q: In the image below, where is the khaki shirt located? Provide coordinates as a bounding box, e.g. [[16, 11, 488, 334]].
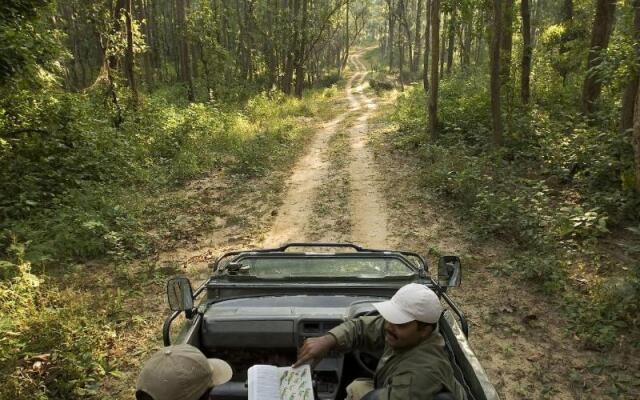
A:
[[329, 316, 466, 400]]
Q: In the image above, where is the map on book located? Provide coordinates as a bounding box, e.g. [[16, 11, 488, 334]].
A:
[[248, 364, 314, 400]]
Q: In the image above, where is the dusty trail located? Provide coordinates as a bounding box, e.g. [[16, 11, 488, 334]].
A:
[[262, 49, 389, 248], [345, 56, 388, 248]]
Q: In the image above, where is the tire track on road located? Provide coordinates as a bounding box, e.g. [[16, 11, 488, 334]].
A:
[[345, 50, 389, 248], [262, 68, 369, 247]]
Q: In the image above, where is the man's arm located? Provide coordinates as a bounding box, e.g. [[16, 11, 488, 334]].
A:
[[293, 316, 384, 367], [328, 315, 385, 352], [293, 334, 337, 367]]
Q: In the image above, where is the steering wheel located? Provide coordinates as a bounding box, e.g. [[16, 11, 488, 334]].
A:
[[353, 309, 381, 377]]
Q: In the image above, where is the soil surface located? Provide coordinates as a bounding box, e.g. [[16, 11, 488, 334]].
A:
[[127, 49, 640, 400]]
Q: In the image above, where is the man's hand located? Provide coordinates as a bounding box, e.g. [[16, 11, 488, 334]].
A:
[[293, 334, 337, 368]]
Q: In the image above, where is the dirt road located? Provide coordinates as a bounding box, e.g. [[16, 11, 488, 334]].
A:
[[262, 48, 388, 248]]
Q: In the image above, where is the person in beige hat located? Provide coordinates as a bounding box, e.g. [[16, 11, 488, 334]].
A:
[[136, 344, 232, 400], [294, 283, 466, 400]]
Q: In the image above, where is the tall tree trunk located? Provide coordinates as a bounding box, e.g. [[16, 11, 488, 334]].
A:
[[283, 53, 294, 94], [500, 0, 514, 85], [414, 0, 423, 73], [582, 0, 617, 115], [620, 0, 640, 133], [295, 0, 308, 97], [124, 0, 137, 105], [561, 0, 574, 22], [266, 0, 278, 88], [423, 0, 431, 92], [140, 0, 154, 89], [388, 0, 395, 68], [520, 0, 532, 104], [446, 10, 455, 75], [341, 0, 350, 71], [491, 0, 503, 147], [397, 2, 405, 90], [461, 11, 472, 68], [402, 1, 413, 71], [635, 77, 640, 191], [109, 0, 126, 72], [176, 0, 194, 101], [429, 0, 440, 139], [439, 12, 446, 79], [283, 0, 298, 95]]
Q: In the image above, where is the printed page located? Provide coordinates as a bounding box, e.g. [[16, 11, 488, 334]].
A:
[[248, 364, 281, 400], [277, 364, 314, 400]]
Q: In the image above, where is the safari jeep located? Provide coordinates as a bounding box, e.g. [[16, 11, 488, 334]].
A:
[[162, 242, 500, 400]]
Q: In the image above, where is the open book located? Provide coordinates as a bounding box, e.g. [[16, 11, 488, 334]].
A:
[[248, 364, 314, 400]]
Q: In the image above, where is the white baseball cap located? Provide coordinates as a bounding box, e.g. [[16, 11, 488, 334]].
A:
[[373, 283, 442, 324], [136, 344, 232, 400]]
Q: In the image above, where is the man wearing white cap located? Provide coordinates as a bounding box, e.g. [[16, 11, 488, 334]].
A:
[[294, 283, 465, 400], [136, 344, 233, 400]]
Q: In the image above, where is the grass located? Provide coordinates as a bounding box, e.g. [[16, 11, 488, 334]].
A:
[[0, 83, 340, 399]]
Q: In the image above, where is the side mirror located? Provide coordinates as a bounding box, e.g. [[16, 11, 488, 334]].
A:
[[438, 256, 461, 288], [167, 277, 194, 311]]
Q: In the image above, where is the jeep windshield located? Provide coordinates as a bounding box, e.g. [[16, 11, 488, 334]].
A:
[[219, 254, 417, 279]]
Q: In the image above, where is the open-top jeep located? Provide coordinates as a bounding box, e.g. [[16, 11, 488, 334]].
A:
[[163, 243, 499, 400]]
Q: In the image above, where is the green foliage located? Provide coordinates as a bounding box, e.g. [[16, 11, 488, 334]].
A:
[[0, 239, 184, 398], [389, 66, 640, 347], [566, 272, 640, 349], [0, 0, 65, 85], [0, 243, 117, 399], [1, 84, 325, 264]]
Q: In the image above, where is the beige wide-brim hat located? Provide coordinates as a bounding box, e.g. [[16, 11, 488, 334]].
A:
[[137, 344, 232, 400]]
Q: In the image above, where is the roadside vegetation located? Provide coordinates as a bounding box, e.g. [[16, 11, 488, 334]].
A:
[[0, 82, 336, 399], [366, 0, 640, 351]]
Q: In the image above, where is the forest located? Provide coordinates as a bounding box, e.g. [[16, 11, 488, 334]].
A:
[[1, 0, 639, 398]]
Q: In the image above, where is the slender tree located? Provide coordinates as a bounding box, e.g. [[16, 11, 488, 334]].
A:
[[439, 11, 446, 78], [635, 76, 640, 191], [621, 0, 640, 133], [500, 0, 514, 84], [176, 0, 194, 101], [562, 0, 574, 22], [490, 0, 503, 146], [295, 0, 308, 97], [446, 8, 455, 75], [520, 0, 532, 104], [423, 0, 431, 92], [387, 0, 395, 68], [414, 0, 423, 73], [124, 0, 137, 105], [582, 0, 617, 115], [429, 0, 440, 138]]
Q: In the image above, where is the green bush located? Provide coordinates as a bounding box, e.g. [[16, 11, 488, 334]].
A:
[[388, 68, 640, 347], [0, 244, 124, 399], [1, 85, 325, 265]]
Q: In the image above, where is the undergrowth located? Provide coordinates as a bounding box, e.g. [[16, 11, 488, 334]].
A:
[[1, 87, 332, 264], [388, 69, 640, 349], [0, 84, 336, 398]]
